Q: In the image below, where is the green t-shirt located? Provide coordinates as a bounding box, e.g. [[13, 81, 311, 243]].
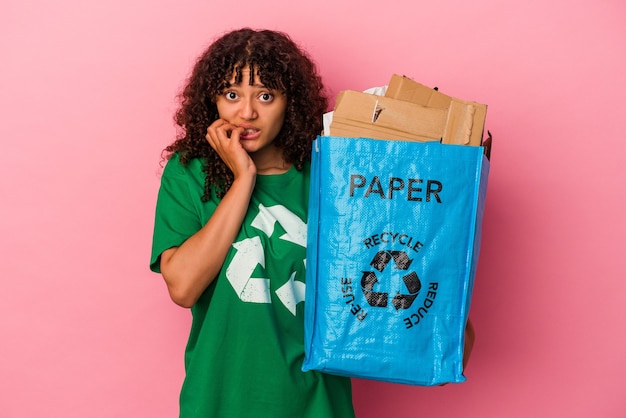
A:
[[150, 153, 354, 418]]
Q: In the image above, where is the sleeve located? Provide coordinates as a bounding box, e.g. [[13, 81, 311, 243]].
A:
[[149, 154, 204, 273]]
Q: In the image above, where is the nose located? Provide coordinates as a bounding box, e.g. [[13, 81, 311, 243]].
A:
[[239, 98, 258, 121]]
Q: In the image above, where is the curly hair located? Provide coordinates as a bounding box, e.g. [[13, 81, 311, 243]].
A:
[[164, 28, 328, 200]]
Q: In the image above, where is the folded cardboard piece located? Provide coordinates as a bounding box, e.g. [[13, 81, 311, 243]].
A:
[[330, 90, 448, 142], [328, 74, 488, 147]]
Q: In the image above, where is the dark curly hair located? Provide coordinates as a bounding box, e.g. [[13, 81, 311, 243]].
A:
[[164, 28, 328, 200]]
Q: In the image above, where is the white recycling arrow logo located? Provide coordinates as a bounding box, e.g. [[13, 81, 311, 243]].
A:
[[276, 265, 306, 316], [225, 204, 307, 315], [251, 203, 307, 247], [227, 236, 271, 303]]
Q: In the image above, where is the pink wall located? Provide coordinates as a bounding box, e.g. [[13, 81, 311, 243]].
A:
[[1, 0, 625, 416]]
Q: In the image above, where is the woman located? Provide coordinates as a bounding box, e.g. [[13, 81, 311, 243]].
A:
[[150, 28, 355, 417]]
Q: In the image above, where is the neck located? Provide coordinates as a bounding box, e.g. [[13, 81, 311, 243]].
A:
[[251, 146, 291, 175], [256, 161, 292, 175]]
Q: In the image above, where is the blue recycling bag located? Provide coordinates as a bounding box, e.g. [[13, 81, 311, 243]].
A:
[[303, 136, 489, 386]]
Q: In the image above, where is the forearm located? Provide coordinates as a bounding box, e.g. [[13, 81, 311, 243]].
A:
[[160, 175, 255, 307], [463, 318, 475, 368]]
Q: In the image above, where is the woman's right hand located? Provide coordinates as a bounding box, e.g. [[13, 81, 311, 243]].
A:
[[161, 120, 258, 308], [206, 119, 257, 179]]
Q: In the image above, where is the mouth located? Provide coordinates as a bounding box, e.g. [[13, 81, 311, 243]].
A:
[[240, 127, 260, 140]]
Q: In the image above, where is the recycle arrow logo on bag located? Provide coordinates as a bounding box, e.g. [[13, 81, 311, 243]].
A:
[[361, 250, 422, 310]]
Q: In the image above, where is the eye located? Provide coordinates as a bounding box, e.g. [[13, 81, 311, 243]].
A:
[[259, 92, 274, 102], [224, 91, 238, 100]]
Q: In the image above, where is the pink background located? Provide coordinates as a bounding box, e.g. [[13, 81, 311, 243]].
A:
[[1, 0, 625, 416]]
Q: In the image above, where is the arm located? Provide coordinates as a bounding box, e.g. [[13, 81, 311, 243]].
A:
[[462, 318, 475, 369], [160, 120, 255, 308], [438, 319, 475, 386]]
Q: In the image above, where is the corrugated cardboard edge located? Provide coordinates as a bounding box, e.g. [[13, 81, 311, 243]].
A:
[[386, 74, 487, 146], [330, 90, 446, 142]]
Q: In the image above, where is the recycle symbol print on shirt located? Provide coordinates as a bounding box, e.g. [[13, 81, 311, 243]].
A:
[[361, 250, 422, 310], [224, 203, 307, 316]]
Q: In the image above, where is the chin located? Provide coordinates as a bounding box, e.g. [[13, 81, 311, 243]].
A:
[[241, 143, 259, 153]]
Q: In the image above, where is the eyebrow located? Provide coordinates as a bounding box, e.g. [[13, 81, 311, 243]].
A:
[[226, 82, 271, 89]]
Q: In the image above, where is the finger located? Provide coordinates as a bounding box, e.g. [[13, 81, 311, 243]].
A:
[[206, 120, 231, 149], [227, 125, 244, 142], [215, 121, 239, 142], [207, 119, 231, 135]]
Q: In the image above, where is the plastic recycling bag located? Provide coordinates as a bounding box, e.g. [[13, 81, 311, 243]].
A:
[[302, 136, 489, 386]]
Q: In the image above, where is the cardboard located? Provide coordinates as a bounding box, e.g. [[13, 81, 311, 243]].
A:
[[386, 74, 453, 109], [330, 90, 447, 142], [328, 74, 488, 147], [385, 74, 487, 146]]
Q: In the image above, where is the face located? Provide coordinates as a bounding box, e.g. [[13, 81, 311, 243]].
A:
[[215, 66, 287, 158]]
